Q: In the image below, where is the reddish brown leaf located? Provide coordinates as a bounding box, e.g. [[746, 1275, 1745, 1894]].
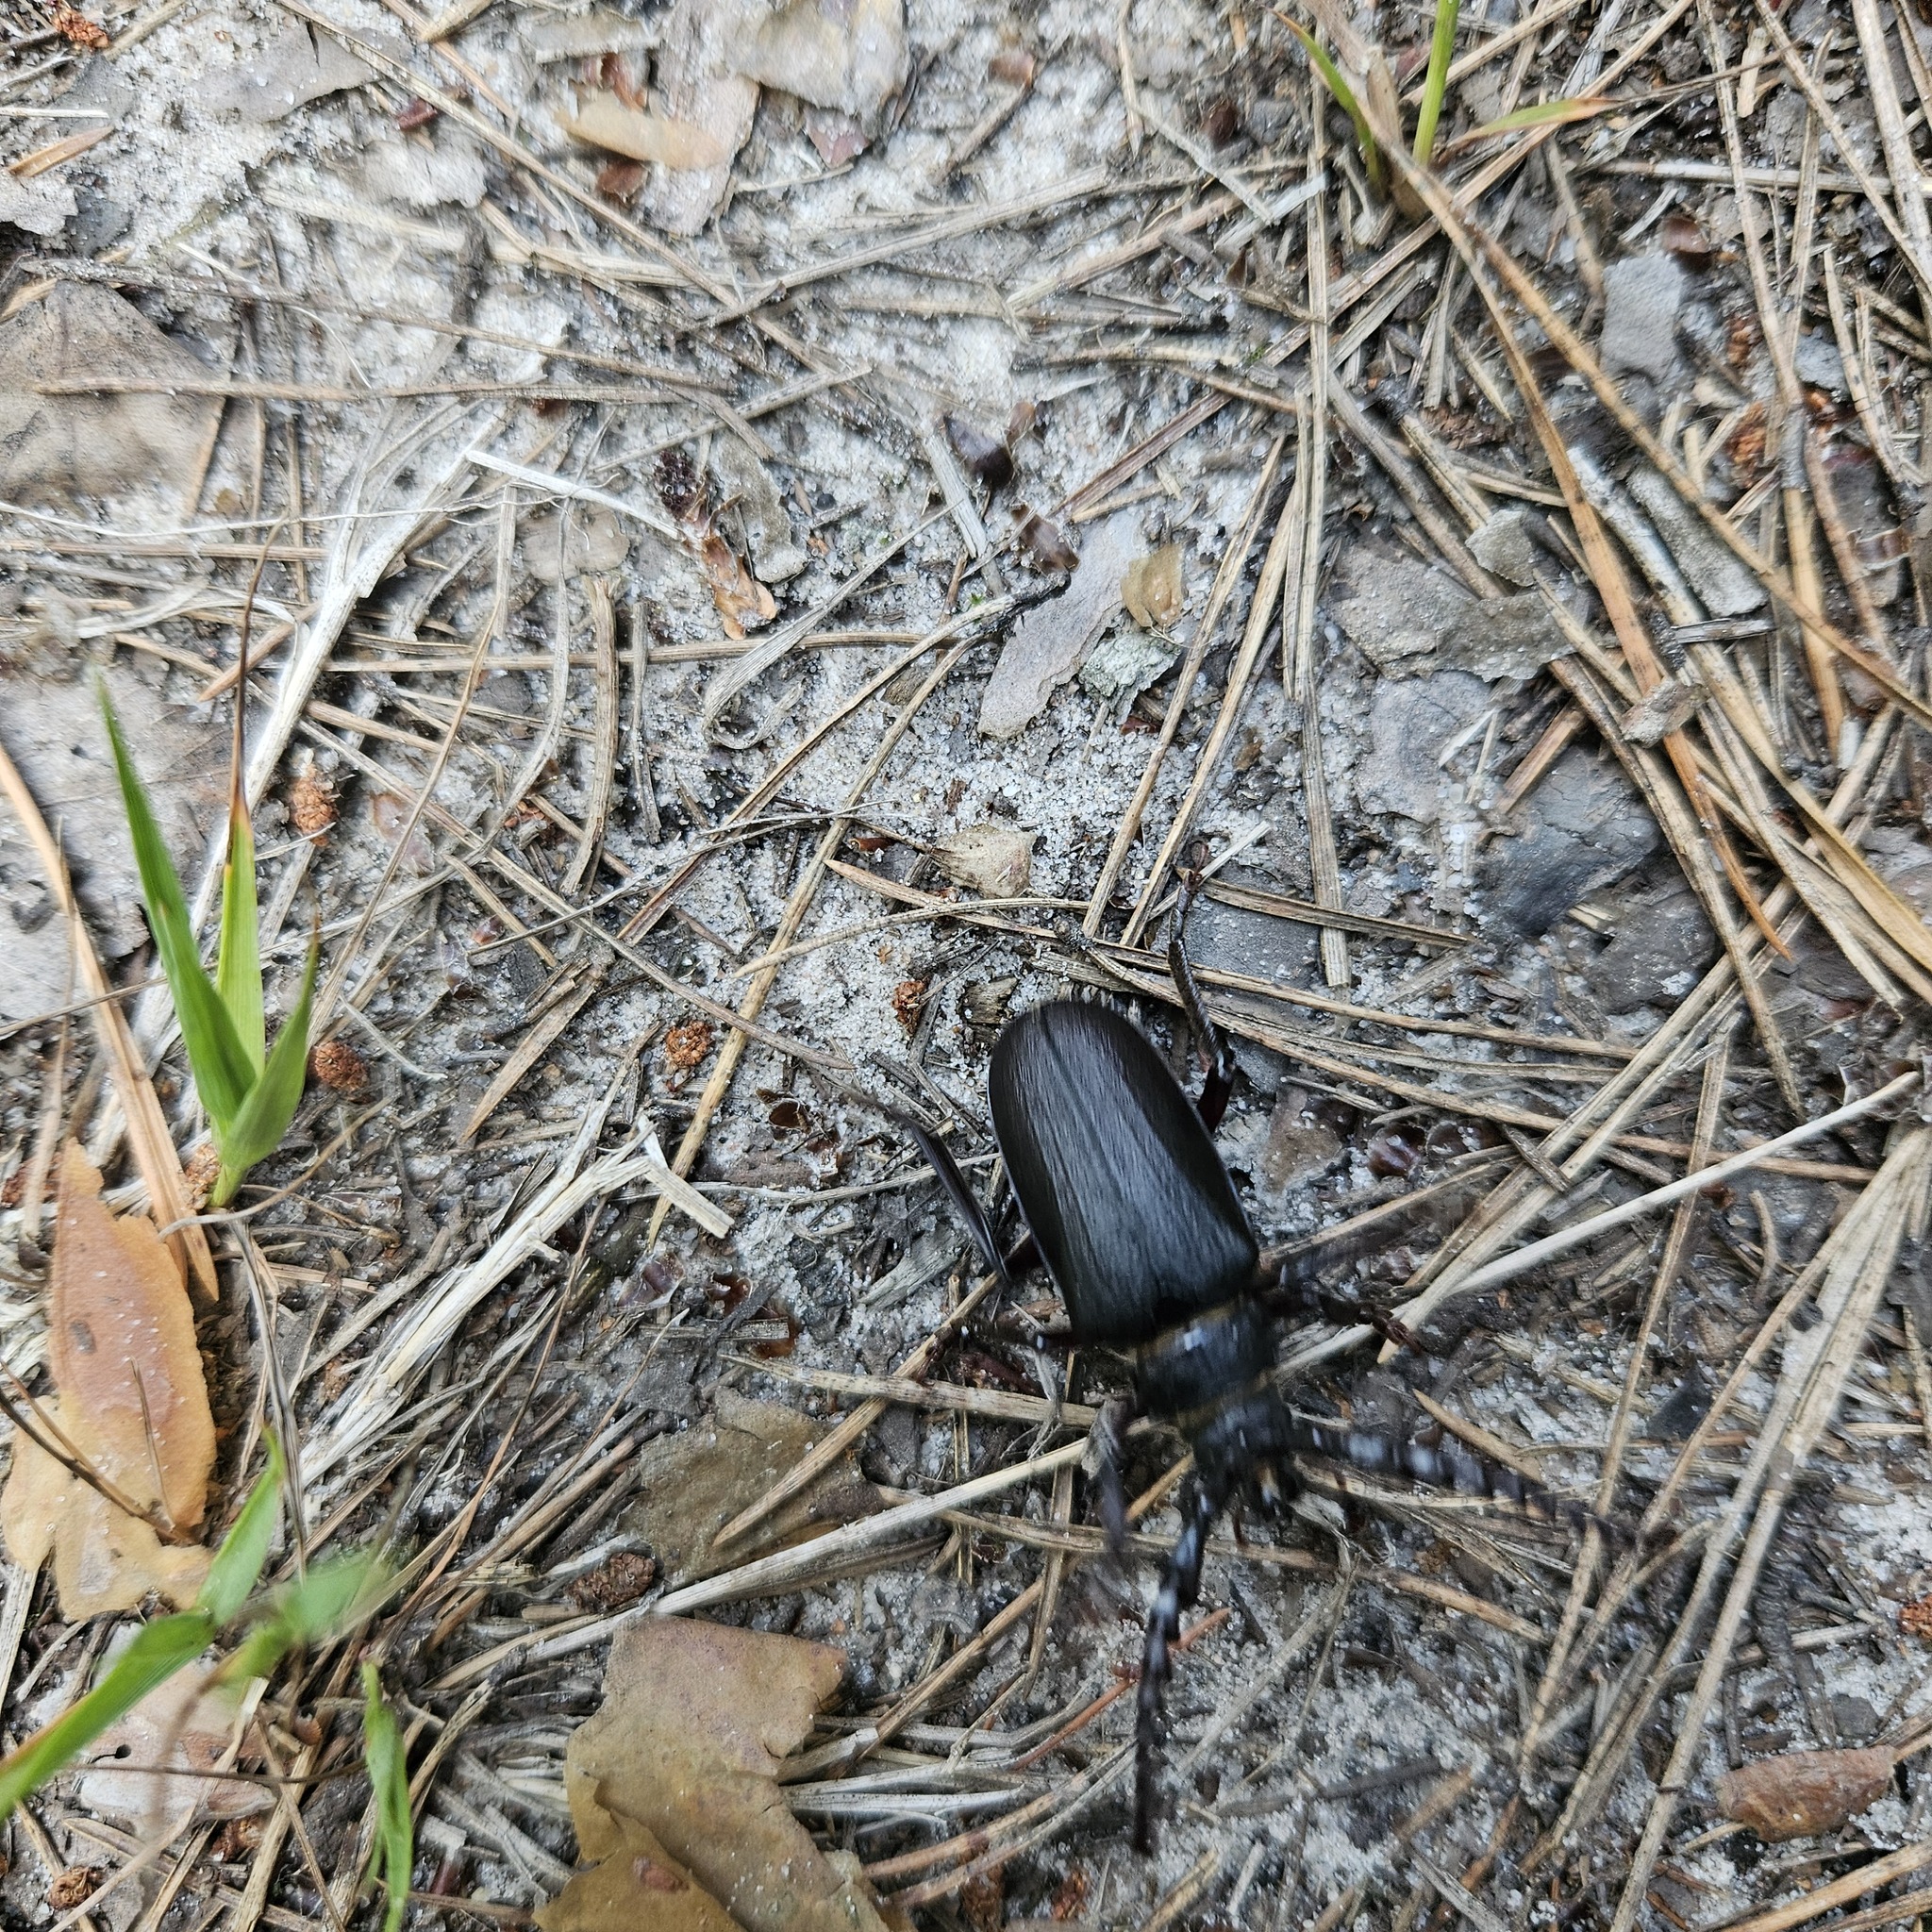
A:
[[1718, 1747, 1894, 1841]]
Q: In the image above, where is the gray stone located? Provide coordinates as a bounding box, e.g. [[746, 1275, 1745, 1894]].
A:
[[1441, 591, 1571, 681], [0, 172, 74, 238], [1601, 253, 1685, 382], [1256, 1091, 1344, 1210], [1477, 745, 1659, 937], [212, 22, 389, 122], [1582, 877, 1717, 1013], [1358, 671, 1491, 822], [1080, 625, 1176, 711], [0, 666, 226, 1023], [1625, 465, 1765, 616], [354, 128, 490, 209], [1185, 880, 1318, 985], [1467, 508, 1539, 587], [1792, 331, 1846, 393], [1330, 550, 1474, 669]]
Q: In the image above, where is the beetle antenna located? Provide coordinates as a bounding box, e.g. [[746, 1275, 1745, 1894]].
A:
[[1283, 1414, 1607, 1539], [1168, 870, 1238, 1130]]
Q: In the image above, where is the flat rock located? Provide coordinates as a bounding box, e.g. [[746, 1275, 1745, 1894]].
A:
[[1467, 508, 1539, 587], [1626, 465, 1764, 616], [0, 172, 75, 238], [1441, 591, 1571, 681], [1358, 671, 1491, 822], [1330, 551, 1474, 669], [1601, 253, 1685, 382], [1477, 744, 1659, 937], [211, 22, 387, 121], [1582, 876, 1717, 1013], [978, 510, 1137, 738], [354, 128, 490, 208]]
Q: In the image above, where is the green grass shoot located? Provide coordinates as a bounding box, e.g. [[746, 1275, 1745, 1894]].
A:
[[362, 1664, 412, 1932], [1282, 18, 1386, 197], [98, 679, 317, 1208], [0, 1440, 392, 1824], [0, 1442, 282, 1823], [1412, 0, 1462, 163]]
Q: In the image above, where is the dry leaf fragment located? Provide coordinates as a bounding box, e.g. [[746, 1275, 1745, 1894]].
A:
[[637, 0, 758, 236], [981, 510, 1136, 739], [1901, 1593, 1932, 1640], [621, 1391, 851, 1581], [565, 90, 729, 170], [891, 977, 926, 1032], [1015, 508, 1078, 574], [1717, 1746, 1894, 1840], [1121, 544, 1183, 629], [656, 451, 776, 638], [540, 1814, 741, 1932], [933, 824, 1033, 898], [944, 414, 1014, 493], [77, 1661, 266, 1842], [0, 1143, 215, 1616], [552, 1619, 893, 1932]]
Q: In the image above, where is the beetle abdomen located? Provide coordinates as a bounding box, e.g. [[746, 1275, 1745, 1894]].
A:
[[989, 1001, 1257, 1343]]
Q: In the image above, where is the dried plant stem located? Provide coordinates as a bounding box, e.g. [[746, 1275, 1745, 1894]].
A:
[[1608, 1128, 1932, 1932]]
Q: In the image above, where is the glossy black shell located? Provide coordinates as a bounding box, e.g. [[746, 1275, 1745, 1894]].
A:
[[988, 1000, 1257, 1343]]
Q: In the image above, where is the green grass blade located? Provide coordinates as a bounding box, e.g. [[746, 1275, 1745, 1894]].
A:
[[0, 1612, 213, 1823], [362, 1664, 411, 1932], [1459, 94, 1608, 141], [98, 685, 253, 1133], [1285, 21, 1386, 196], [214, 1551, 388, 1690], [1413, 0, 1462, 162], [212, 928, 318, 1207], [197, 1436, 285, 1625], [216, 808, 264, 1075]]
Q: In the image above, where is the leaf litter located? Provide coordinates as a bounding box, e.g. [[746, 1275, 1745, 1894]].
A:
[[8, 0, 1932, 1922], [543, 1619, 896, 1932], [0, 1142, 213, 1618]]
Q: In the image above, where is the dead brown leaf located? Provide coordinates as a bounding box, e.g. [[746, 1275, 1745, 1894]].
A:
[[540, 1814, 741, 1932], [0, 1142, 214, 1617], [1717, 1746, 1894, 1840], [619, 1391, 851, 1582], [932, 824, 1033, 897], [1121, 544, 1183, 629], [551, 1619, 893, 1932], [565, 90, 730, 170]]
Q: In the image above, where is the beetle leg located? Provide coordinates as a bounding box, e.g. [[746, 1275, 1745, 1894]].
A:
[[1282, 1416, 1590, 1532], [1083, 1393, 1137, 1553], [1262, 1270, 1423, 1354], [1135, 1471, 1228, 1854], [1168, 872, 1238, 1132]]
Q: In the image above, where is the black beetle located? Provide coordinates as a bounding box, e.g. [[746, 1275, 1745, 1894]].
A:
[[907, 889, 1572, 1851]]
